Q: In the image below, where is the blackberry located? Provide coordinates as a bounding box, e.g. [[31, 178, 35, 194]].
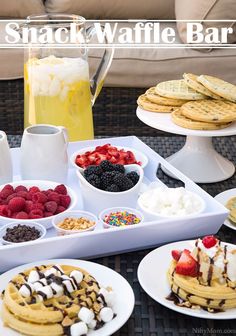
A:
[[100, 171, 116, 190], [85, 174, 101, 188], [84, 165, 102, 178], [113, 173, 134, 191], [105, 184, 120, 192], [100, 160, 114, 172], [113, 164, 125, 174], [126, 171, 139, 185]]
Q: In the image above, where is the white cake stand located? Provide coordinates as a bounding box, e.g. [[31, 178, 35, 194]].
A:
[[137, 106, 236, 183]]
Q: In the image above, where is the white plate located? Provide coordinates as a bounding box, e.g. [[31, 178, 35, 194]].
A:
[[215, 189, 236, 231], [0, 259, 135, 335], [138, 240, 236, 320]]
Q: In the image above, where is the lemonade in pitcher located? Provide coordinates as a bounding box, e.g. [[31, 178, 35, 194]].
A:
[[24, 14, 114, 141], [24, 56, 94, 141]]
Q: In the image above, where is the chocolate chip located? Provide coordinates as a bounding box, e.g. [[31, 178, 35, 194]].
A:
[[3, 224, 41, 243]]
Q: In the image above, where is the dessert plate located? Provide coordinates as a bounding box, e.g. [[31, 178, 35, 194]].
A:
[[138, 240, 236, 320], [215, 188, 236, 231], [0, 259, 135, 335]]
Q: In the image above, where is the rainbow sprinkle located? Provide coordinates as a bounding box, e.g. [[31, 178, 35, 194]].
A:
[[104, 211, 141, 227]]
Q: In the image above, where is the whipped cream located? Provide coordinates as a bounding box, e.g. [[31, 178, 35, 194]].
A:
[[139, 187, 203, 216], [192, 239, 236, 284], [26, 55, 89, 99]]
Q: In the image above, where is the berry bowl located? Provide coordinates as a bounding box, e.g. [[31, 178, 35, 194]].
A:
[[0, 180, 77, 229], [99, 207, 144, 229], [52, 210, 97, 236], [70, 143, 148, 172], [76, 163, 144, 214], [0, 221, 46, 245]]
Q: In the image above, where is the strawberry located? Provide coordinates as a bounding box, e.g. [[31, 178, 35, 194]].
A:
[[175, 249, 199, 277], [202, 236, 217, 249], [171, 250, 182, 261]]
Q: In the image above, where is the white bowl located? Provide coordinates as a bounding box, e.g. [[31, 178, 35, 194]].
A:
[[52, 210, 97, 236], [99, 207, 144, 229], [0, 180, 77, 229], [76, 164, 144, 215], [137, 188, 205, 221], [70, 145, 148, 172], [0, 221, 46, 245]]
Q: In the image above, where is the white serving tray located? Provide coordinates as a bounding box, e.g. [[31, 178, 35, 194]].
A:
[[0, 136, 228, 272]]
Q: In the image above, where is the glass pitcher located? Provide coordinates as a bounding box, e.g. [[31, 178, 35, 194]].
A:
[[24, 14, 113, 141]]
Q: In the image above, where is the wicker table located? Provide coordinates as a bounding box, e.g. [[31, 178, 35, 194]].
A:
[[8, 135, 236, 336]]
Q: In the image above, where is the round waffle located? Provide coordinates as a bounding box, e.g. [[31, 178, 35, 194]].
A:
[[2, 264, 106, 336], [167, 262, 236, 310], [198, 75, 236, 103], [181, 100, 236, 123], [137, 94, 179, 113], [171, 109, 231, 130], [155, 79, 207, 100], [183, 73, 222, 100], [145, 87, 188, 106]]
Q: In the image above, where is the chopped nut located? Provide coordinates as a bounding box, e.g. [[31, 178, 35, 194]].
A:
[[62, 316, 73, 327], [57, 217, 95, 231]]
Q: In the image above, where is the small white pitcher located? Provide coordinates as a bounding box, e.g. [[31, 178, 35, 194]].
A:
[[0, 131, 13, 185], [20, 124, 68, 183]]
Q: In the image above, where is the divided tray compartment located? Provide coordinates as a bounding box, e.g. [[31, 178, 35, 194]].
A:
[[0, 136, 228, 272]]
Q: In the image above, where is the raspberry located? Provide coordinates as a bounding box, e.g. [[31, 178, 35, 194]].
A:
[[0, 188, 14, 199], [14, 185, 28, 193], [44, 211, 54, 217], [54, 184, 67, 195], [32, 192, 47, 204], [29, 186, 40, 194], [16, 191, 28, 199], [29, 209, 43, 219], [0, 205, 11, 217], [60, 195, 71, 208], [55, 206, 66, 214], [202, 236, 217, 249], [45, 189, 54, 195], [47, 192, 60, 204], [31, 203, 44, 211], [8, 197, 26, 212], [6, 193, 17, 203], [15, 211, 29, 219], [25, 200, 34, 213], [2, 184, 14, 192], [44, 201, 57, 214]]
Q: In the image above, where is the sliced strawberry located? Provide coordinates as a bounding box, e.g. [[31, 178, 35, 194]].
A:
[[171, 250, 182, 261], [175, 249, 199, 277], [202, 236, 217, 249]]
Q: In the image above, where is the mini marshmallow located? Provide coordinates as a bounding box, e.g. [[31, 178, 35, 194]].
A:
[[28, 270, 40, 284], [44, 268, 57, 278], [78, 307, 94, 324], [61, 275, 70, 280], [70, 270, 83, 285], [98, 287, 115, 306], [70, 321, 88, 336], [99, 307, 114, 323], [52, 265, 64, 275], [87, 319, 97, 330], [19, 283, 34, 298], [37, 285, 53, 301], [50, 283, 64, 297], [62, 280, 76, 293], [33, 279, 47, 292]]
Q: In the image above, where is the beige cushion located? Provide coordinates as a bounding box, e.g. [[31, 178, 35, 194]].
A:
[[175, 0, 236, 44], [1, 22, 236, 88], [45, 0, 175, 19], [0, 0, 45, 18]]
